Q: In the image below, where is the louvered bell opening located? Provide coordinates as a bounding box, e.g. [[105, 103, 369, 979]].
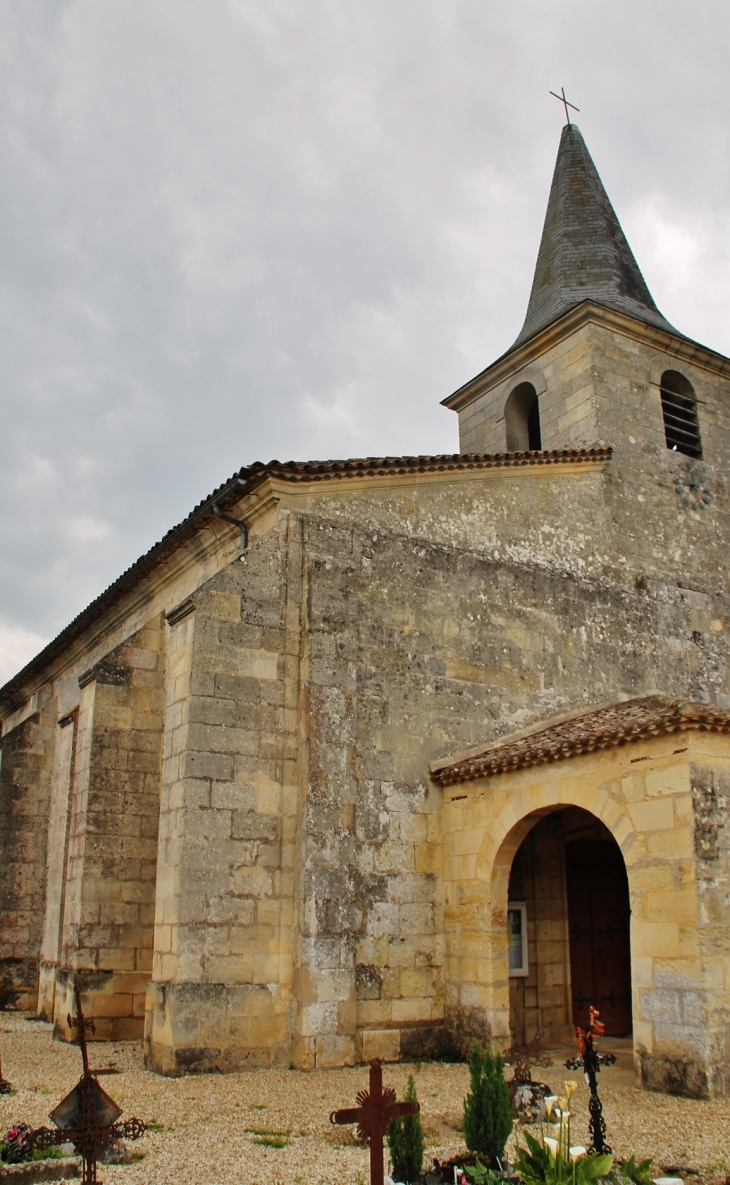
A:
[[660, 371, 702, 459]]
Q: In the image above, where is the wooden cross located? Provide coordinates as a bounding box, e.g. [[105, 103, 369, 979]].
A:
[[330, 1060, 419, 1185], [549, 86, 580, 124], [28, 986, 145, 1185]]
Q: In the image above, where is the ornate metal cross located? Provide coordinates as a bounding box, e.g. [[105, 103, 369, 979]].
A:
[[564, 1005, 615, 1155], [549, 87, 580, 124], [29, 986, 146, 1185], [330, 1060, 419, 1185], [503, 1028, 553, 1088]]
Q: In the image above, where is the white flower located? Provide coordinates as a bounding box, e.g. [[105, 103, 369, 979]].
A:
[[544, 1095, 559, 1116], [570, 1147, 587, 1161], [544, 1137, 559, 1159]]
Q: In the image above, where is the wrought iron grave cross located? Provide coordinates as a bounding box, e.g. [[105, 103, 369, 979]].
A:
[[564, 1005, 615, 1156], [503, 1028, 553, 1087], [330, 1060, 419, 1185], [549, 87, 580, 124], [29, 986, 145, 1185]]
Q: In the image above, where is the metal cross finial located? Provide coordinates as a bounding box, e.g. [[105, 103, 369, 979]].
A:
[[549, 86, 580, 124]]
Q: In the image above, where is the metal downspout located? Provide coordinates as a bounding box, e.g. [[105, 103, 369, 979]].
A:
[[212, 480, 248, 553]]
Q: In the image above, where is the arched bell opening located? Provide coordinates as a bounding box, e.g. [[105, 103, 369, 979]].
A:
[[504, 382, 542, 451], [505, 806, 632, 1047]]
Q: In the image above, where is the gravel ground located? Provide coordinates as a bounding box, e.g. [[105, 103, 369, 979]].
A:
[[1, 1013, 729, 1185]]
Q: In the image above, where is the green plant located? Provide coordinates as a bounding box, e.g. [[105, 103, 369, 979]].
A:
[[462, 1042, 512, 1167], [386, 1075, 424, 1184], [147, 1121, 165, 1133], [615, 1159, 653, 1185], [464, 1155, 504, 1185], [252, 1135, 289, 1148], [514, 1131, 612, 1185]]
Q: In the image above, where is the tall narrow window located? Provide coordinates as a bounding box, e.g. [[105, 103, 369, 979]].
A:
[[660, 370, 702, 458], [505, 382, 542, 451]]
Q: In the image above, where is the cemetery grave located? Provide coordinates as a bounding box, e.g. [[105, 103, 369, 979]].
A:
[[1, 1012, 730, 1185]]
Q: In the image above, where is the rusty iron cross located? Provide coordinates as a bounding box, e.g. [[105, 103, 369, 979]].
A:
[[549, 87, 580, 124], [28, 986, 145, 1185], [330, 1060, 419, 1185]]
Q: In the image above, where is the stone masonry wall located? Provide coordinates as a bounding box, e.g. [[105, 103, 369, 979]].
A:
[[0, 694, 55, 1010], [689, 742, 730, 1097], [146, 518, 302, 1073], [293, 499, 728, 1069], [53, 618, 164, 1040]]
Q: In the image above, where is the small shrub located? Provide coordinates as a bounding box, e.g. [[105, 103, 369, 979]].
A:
[[462, 1043, 512, 1168], [386, 1074, 424, 1185]]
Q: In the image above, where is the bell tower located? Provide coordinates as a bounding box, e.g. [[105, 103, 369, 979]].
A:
[[444, 123, 730, 473]]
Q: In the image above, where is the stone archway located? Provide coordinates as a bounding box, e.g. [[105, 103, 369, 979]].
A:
[[474, 788, 635, 1052], [505, 807, 632, 1048]]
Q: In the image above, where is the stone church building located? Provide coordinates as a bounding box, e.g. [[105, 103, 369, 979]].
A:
[[2, 123, 730, 1099]]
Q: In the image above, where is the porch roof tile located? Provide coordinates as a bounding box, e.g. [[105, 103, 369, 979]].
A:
[[430, 695, 730, 786]]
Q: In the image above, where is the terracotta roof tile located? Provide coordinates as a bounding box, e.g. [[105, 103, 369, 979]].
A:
[[431, 695, 730, 786]]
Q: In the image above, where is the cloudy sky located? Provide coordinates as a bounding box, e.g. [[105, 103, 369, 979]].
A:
[[1, 0, 730, 684]]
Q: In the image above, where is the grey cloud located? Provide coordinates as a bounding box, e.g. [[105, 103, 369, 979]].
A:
[[0, 0, 729, 677]]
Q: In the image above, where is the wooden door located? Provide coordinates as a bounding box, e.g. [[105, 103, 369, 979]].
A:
[[565, 839, 632, 1036]]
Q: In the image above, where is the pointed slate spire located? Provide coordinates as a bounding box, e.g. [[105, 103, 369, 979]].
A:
[[511, 123, 676, 349]]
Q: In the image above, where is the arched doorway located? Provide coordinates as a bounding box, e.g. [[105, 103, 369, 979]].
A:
[[506, 807, 631, 1047]]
